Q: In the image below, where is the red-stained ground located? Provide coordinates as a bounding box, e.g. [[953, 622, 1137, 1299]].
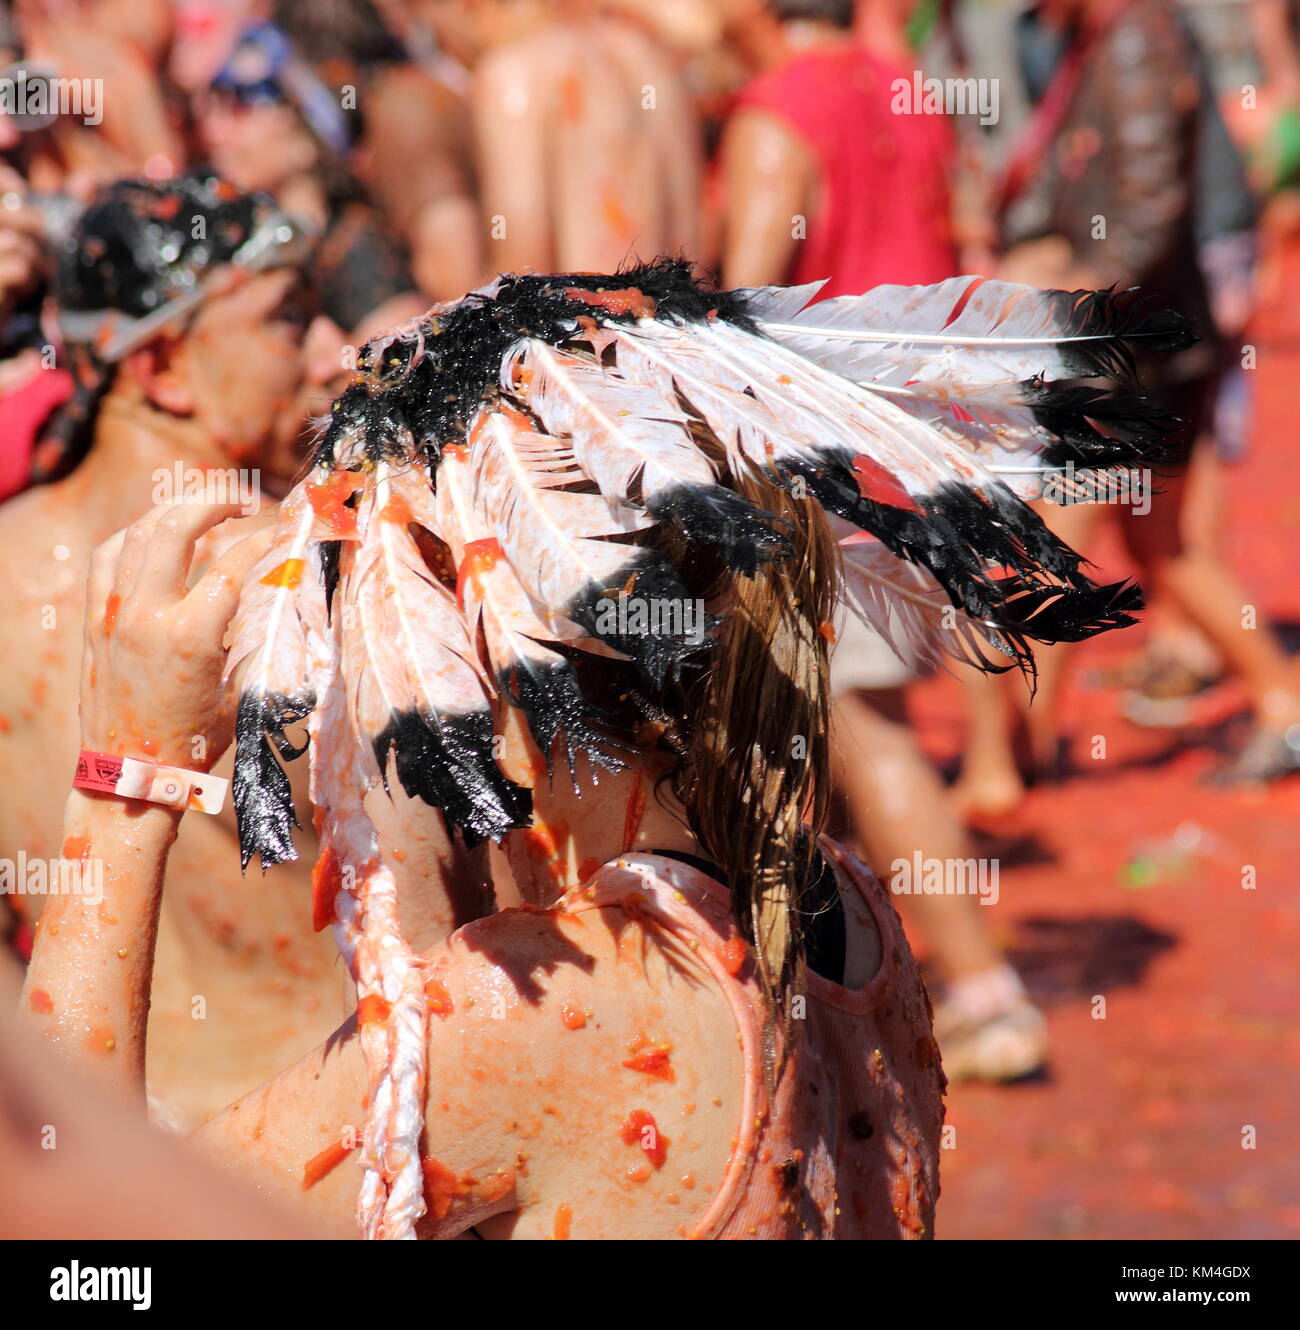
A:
[[909, 247, 1300, 1240]]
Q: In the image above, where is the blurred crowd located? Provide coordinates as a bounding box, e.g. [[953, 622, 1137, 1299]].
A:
[[0, 0, 1297, 1237]]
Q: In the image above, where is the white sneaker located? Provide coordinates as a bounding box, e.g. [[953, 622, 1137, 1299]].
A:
[[932, 965, 1049, 1083]]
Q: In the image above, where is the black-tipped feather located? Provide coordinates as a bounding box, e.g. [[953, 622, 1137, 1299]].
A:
[[1027, 383, 1187, 471], [564, 555, 719, 687], [372, 709, 531, 846], [497, 659, 630, 780], [233, 690, 312, 870], [645, 484, 792, 575]]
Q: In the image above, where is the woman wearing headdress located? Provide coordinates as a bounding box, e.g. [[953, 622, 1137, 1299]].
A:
[[20, 260, 1188, 1238]]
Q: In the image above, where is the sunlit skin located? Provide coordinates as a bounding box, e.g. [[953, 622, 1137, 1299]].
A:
[[0, 270, 354, 1127], [187, 0, 484, 302], [466, 0, 701, 274], [718, 12, 859, 289], [21, 501, 889, 1238], [14, 0, 184, 189], [0, 948, 317, 1239], [351, 60, 485, 304], [192, 97, 426, 342], [168, 0, 257, 95], [0, 165, 47, 326]]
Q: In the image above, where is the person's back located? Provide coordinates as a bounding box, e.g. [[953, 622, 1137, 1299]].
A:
[[193, 839, 940, 1239], [585, 845, 943, 1239], [720, 6, 957, 297], [473, 14, 701, 273]]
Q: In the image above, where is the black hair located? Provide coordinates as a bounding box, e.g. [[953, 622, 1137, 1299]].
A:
[[54, 170, 264, 317], [768, 0, 855, 28], [35, 172, 269, 485]]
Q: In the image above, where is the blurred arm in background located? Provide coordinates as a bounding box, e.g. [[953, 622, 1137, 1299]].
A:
[[718, 101, 815, 287]]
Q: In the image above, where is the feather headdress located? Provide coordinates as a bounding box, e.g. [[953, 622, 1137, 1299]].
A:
[[225, 260, 1191, 1237]]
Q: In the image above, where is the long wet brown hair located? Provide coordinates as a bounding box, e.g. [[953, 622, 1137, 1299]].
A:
[[671, 466, 840, 1020], [582, 433, 841, 1031]]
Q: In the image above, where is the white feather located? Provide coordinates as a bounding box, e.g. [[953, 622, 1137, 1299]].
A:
[[516, 339, 714, 510], [762, 275, 1147, 391], [837, 533, 1016, 675]]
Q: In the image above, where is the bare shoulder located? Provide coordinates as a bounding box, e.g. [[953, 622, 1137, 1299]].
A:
[[419, 899, 743, 1238], [0, 481, 60, 546], [474, 35, 550, 106]]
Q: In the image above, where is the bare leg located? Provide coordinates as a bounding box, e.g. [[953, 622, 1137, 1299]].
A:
[[951, 664, 1026, 820], [953, 495, 1102, 802], [833, 686, 1048, 1078], [834, 687, 1003, 982], [1121, 466, 1300, 730], [1133, 442, 1226, 683], [1020, 496, 1107, 773]]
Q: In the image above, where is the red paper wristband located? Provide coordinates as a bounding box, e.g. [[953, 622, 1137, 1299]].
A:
[[73, 750, 228, 815]]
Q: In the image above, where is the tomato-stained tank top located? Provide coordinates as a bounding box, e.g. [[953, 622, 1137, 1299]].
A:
[[555, 838, 944, 1238]]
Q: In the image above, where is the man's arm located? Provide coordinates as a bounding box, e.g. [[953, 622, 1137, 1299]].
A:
[[719, 106, 818, 289], [19, 791, 181, 1096], [472, 44, 553, 274], [17, 503, 269, 1094], [2, 949, 315, 1239]]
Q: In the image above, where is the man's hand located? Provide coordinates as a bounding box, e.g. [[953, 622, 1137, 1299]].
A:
[[80, 501, 274, 772]]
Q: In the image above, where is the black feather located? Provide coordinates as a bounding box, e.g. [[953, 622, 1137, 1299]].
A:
[[496, 657, 630, 782], [564, 550, 718, 687], [775, 451, 1140, 667], [233, 689, 313, 870], [318, 539, 342, 620], [1008, 286, 1197, 382], [372, 708, 531, 846], [1025, 382, 1188, 473], [646, 484, 792, 576]]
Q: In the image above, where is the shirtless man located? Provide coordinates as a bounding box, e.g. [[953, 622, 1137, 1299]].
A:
[[459, 0, 701, 274], [0, 174, 348, 1128]]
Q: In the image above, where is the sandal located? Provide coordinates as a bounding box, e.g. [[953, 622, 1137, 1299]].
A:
[[1207, 723, 1300, 786]]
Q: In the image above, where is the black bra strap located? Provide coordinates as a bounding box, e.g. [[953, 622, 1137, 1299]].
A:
[[648, 848, 847, 986]]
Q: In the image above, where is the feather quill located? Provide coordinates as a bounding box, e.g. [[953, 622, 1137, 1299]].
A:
[[762, 276, 1195, 387], [226, 488, 318, 869], [433, 441, 629, 779], [514, 339, 788, 572], [469, 403, 708, 685], [341, 460, 530, 844]]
